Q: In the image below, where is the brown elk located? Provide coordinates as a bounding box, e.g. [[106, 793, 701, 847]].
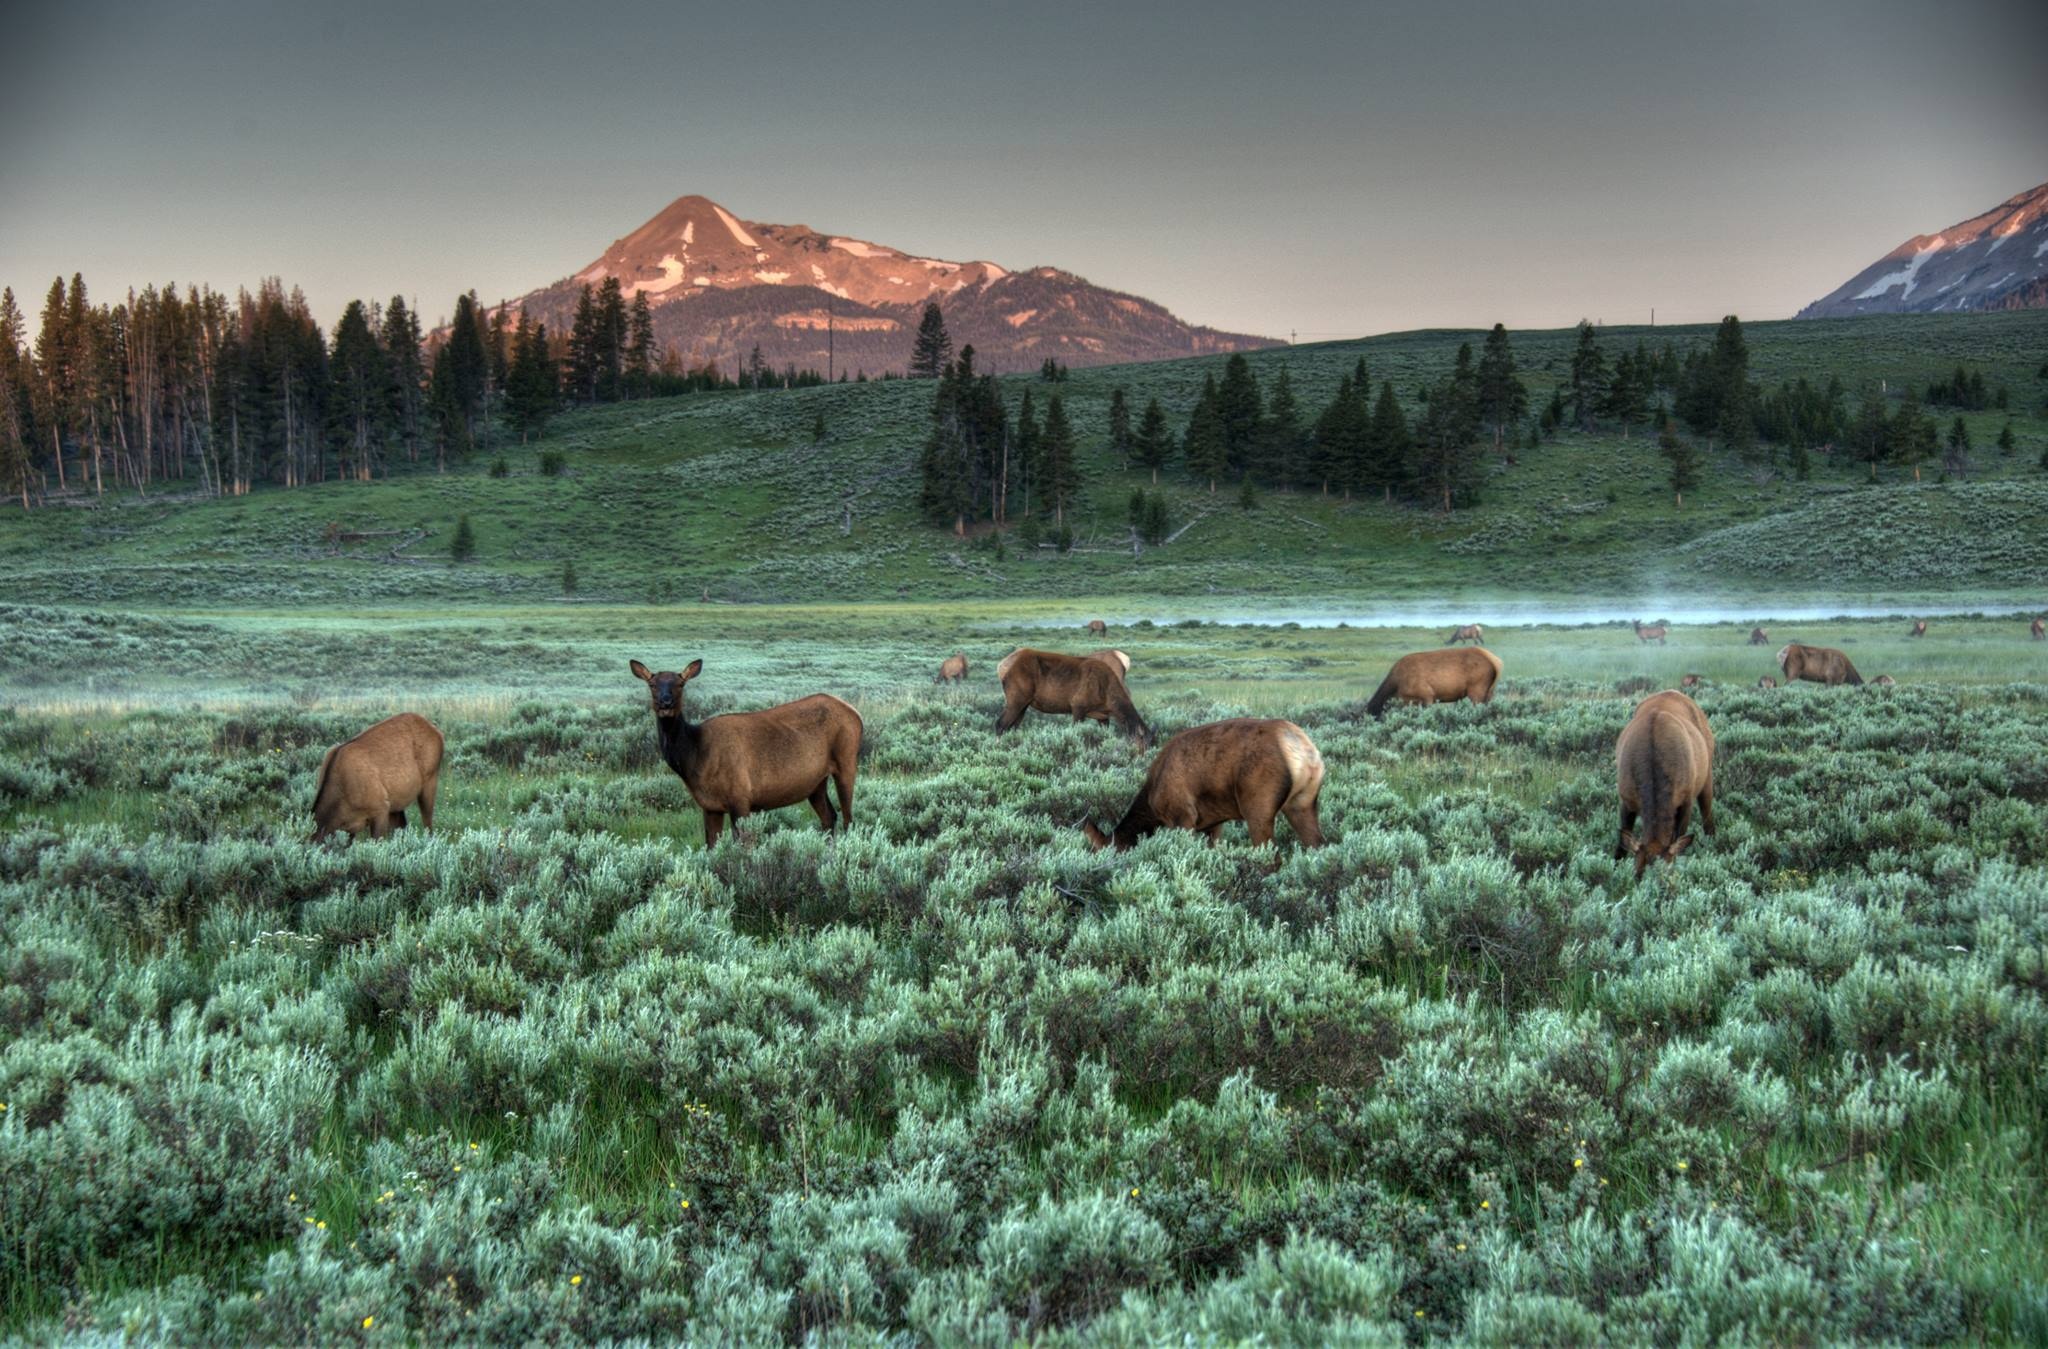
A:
[[935, 653, 969, 684], [630, 659, 862, 847], [1085, 648, 1133, 679], [1365, 647, 1502, 717], [997, 648, 1152, 746], [1445, 623, 1485, 646], [1907, 620, 1927, 638], [2034, 617, 2046, 641], [311, 713, 444, 842], [1081, 718, 1325, 850], [1086, 619, 1108, 636], [1680, 673, 1702, 690], [1748, 627, 1769, 646], [1777, 643, 1864, 687], [1632, 620, 1669, 645], [1871, 674, 1896, 686], [1757, 675, 1778, 689], [1615, 690, 1716, 879]]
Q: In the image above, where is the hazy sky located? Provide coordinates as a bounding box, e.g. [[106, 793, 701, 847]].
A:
[[2, 0, 2043, 337]]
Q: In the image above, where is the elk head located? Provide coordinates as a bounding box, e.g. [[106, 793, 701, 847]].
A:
[[1620, 828, 1692, 878], [630, 658, 702, 719]]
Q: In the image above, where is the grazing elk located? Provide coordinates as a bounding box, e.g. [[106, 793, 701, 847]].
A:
[[630, 659, 862, 848], [1907, 620, 1928, 638], [997, 648, 1152, 747], [311, 713, 444, 842], [1777, 642, 1864, 687], [1445, 623, 1485, 646], [1871, 674, 1896, 686], [1748, 627, 1770, 646], [2034, 617, 2046, 641], [935, 653, 969, 684], [1615, 690, 1716, 879], [1757, 675, 1778, 689], [1365, 647, 1503, 717], [1086, 619, 1108, 636], [1081, 718, 1326, 850], [1632, 620, 1669, 645]]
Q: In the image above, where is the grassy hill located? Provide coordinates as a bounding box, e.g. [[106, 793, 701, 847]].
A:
[[1, 311, 2043, 609]]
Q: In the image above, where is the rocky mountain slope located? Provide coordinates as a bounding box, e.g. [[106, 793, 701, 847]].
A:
[[1799, 181, 2048, 318]]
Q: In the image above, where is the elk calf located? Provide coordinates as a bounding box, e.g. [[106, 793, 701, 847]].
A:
[[997, 648, 1152, 747], [1615, 691, 1715, 879], [1082, 718, 1325, 850], [632, 659, 862, 848], [312, 713, 444, 842], [1365, 647, 1502, 717]]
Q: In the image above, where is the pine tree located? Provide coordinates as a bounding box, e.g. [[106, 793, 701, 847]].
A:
[[1257, 367, 1301, 487], [1849, 383, 1890, 481], [379, 296, 426, 465], [594, 277, 627, 401], [1014, 387, 1041, 515], [329, 299, 388, 482], [1107, 387, 1132, 469], [1892, 389, 1936, 481], [1944, 415, 1972, 478], [626, 292, 655, 397], [566, 286, 599, 401], [1183, 373, 1227, 491], [1365, 381, 1410, 500], [1659, 414, 1699, 508], [1132, 397, 1171, 483], [0, 287, 34, 507], [507, 314, 558, 440], [1041, 394, 1080, 526], [450, 514, 476, 561], [1997, 420, 2016, 455], [1568, 321, 1606, 431], [1309, 374, 1354, 495], [1216, 353, 1262, 478], [909, 302, 951, 380], [1409, 347, 1483, 512], [1474, 323, 1527, 454], [430, 292, 487, 467], [562, 559, 578, 595]]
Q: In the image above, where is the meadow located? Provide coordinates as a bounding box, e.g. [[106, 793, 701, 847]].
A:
[[3, 604, 2045, 1342]]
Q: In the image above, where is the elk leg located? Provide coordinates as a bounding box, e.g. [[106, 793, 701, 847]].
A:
[[387, 810, 407, 832], [1672, 801, 1692, 838], [1283, 796, 1326, 847], [1698, 788, 1716, 837], [808, 783, 837, 831], [702, 810, 725, 849], [1203, 825, 1223, 845], [1615, 805, 1637, 859], [1246, 811, 1276, 846], [834, 768, 855, 828], [994, 695, 1027, 734], [369, 811, 394, 841], [418, 774, 438, 830]]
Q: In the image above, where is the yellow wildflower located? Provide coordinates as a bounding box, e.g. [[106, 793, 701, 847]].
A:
[[1480, 1200, 1490, 1210], [570, 1274, 583, 1287], [1130, 1188, 1141, 1199], [362, 1316, 374, 1330], [1676, 1161, 1689, 1172], [1574, 1158, 1584, 1169], [317, 1221, 327, 1230], [1456, 1243, 1467, 1252], [681, 1200, 691, 1210]]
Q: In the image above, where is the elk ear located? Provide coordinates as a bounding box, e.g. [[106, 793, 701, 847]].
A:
[[1619, 829, 1639, 854], [680, 659, 703, 681], [629, 660, 653, 682], [1669, 833, 1694, 858]]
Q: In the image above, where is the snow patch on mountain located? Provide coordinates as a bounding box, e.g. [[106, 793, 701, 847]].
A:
[[1855, 238, 1942, 300], [830, 238, 892, 259], [628, 255, 690, 297], [754, 270, 790, 284], [712, 204, 757, 248]]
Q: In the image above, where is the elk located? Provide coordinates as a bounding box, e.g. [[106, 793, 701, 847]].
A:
[[311, 713, 444, 842], [2033, 617, 2045, 641], [1757, 675, 1778, 689], [997, 648, 1151, 746], [1680, 673, 1702, 690], [1632, 620, 1668, 645], [1777, 643, 1864, 687], [1365, 647, 1502, 717], [630, 659, 862, 847], [935, 653, 969, 684], [1907, 620, 1927, 638], [1871, 674, 1896, 686], [1081, 718, 1325, 850], [1748, 627, 1769, 646], [1086, 618, 1108, 636], [1445, 623, 1485, 646], [1615, 690, 1716, 879]]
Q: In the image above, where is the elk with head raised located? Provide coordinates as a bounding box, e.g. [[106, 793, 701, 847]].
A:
[[934, 653, 968, 684], [1614, 690, 1716, 879], [1081, 718, 1325, 850], [630, 659, 862, 847], [311, 712, 444, 842], [1907, 619, 1927, 638], [1445, 623, 1485, 646], [2034, 616, 2046, 641], [1748, 626, 1769, 646], [1365, 646, 1502, 718], [997, 648, 1151, 746], [1632, 620, 1668, 645], [1777, 642, 1863, 687]]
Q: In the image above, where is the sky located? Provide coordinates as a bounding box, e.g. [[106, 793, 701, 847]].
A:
[[2, 0, 2043, 338]]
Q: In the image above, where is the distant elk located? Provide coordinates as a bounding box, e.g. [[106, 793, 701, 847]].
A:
[[1871, 674, 1896, 686], [1907, 620, 1928, 638], [1086, 619, 1108, 636], [996, 648, 1152, 747], [311, 712, 444, 842], [1082, 718, 1326, 850], [630, 658, 862, 847], [1632, 620, 1669, 645], [1777, 642, 1864, 687], [1445, 623, 1485, 646], [1615, 690, 1716, 879], [1679, 673, 1702, 690], [2034, 617, 2046, 641], [1757, 675, 1778, 689], [935, 653, 969, 684], [1365, 647, 1502, 717], [1748, 627, 1770, 646]]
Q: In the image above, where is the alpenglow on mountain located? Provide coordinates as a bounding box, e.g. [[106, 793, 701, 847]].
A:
[[1798, 181, 2048, 319], [493, 195, 1280, 376]]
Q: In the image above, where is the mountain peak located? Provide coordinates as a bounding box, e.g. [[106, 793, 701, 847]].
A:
[[1799, 180, 2048, 318], [499, 195, 1277, 374]]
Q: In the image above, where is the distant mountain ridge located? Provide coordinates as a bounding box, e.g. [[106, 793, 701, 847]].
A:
[[1798, 181, 2048, 319], [493, 194, 1279, 375]]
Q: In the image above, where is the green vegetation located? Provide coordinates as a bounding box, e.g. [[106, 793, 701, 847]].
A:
[[2, 607, 2044, 1340]]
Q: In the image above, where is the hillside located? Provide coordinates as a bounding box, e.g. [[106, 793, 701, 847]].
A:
[[495, 194, 1279, 376], [1800, 181, 2048, 318], [1, 310, 2044, 610]]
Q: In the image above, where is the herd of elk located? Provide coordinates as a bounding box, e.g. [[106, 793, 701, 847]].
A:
[[1445, 623, 1485, 645], [630, 658, 863, 847]]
